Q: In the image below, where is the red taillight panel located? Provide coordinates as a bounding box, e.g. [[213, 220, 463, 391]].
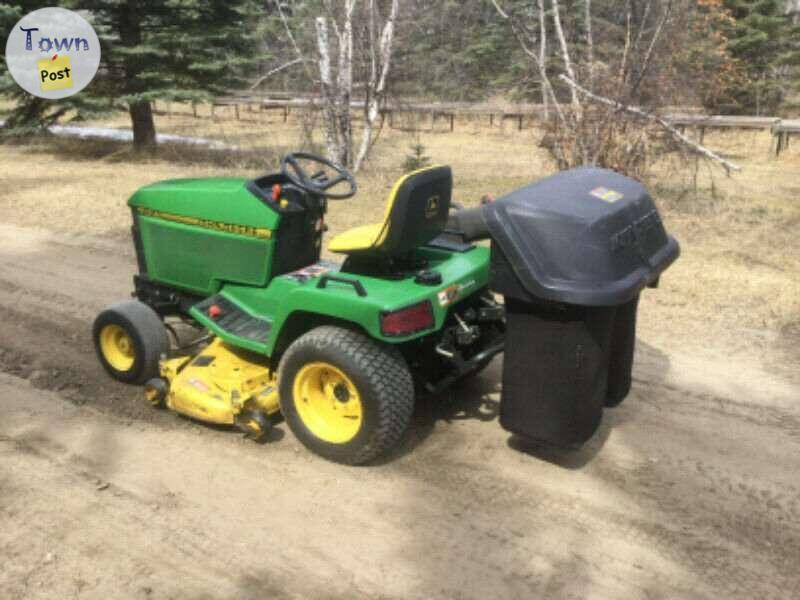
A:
[[380, 301, 435, 337]]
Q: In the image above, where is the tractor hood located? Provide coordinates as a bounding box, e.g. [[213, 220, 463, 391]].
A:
[[485, 167, 679, 306], [127, 177, 278, 228]]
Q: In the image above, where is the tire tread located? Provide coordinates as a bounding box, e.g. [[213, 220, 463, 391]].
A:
[[93, 300, 169, 384], [278, 325, 414, 465]]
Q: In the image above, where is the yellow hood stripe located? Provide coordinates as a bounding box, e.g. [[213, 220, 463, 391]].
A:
[[137, 207, 272, 240]]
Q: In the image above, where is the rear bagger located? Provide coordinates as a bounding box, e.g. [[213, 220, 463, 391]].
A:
[[459, 167, 679, 447]]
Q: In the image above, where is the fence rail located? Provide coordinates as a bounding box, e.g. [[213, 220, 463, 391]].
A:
[[151, 94, 799, 155]]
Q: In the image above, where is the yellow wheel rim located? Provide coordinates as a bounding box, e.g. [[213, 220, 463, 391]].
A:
[[244, 418, 262, 436], [144, 383, 163, 406], [293, 362, 363, 444], [99, 324, 136, 372]]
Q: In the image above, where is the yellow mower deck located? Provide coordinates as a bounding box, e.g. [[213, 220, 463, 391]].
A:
[[158, 338, 279, 429]]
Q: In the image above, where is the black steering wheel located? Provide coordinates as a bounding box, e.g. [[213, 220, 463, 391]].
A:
[[280, 152, 357, 200]]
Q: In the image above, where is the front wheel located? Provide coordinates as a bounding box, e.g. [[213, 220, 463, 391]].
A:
[[93, 300, 169, 384], [278, 326, 414, 465]]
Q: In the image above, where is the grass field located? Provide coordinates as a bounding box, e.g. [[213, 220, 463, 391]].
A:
[[0, 106, 798, 375]]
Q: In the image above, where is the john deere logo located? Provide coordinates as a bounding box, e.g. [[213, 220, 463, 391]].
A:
[[425, 195, 440, 219], [4, 7, 100, 100]]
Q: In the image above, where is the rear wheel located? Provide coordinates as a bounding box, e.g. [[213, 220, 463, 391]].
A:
[[93, 301, 169, 384], [278, 326, 414, 465]]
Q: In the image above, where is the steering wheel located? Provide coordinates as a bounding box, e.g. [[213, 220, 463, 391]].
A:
[[280, 152, 357, 200]]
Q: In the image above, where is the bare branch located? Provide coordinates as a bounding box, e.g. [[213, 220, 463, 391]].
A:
[[336, 5, 353, 103], [354, 0, 399, 172], [632, 0, 654, 54], [585, 0, 594, 87], [551, 0, 586, 161], [551, 0, 580, 109], [489, 0, 509, 19], [375, 2, 397, 97], [619, 2, 632, 86], [490, 0, 567, 127], [629, 0, 673, 96], [274, 0, 313, 80], [558, 74, 742, 174], [315, 16, 340, 161], [538, 0, 548, 118], [248, 58, 310, 90]]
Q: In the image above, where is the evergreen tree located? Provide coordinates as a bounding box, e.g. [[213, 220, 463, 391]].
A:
[[84, 0, 267, 150], [393, 0, 524, 101], [401, 138, 431, 172], [719, 0, 800, 113], [2, 1, 266, 150]]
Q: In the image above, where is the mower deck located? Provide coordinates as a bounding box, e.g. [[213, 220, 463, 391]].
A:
[[156, 338, 279, 437]]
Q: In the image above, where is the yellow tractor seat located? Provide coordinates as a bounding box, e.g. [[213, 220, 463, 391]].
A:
[[328, 165, 452, 256]]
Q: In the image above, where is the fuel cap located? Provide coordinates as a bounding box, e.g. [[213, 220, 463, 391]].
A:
[[414, 270, 442, 286]]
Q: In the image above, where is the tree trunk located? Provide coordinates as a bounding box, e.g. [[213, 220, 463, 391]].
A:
[[537, 0, 548, 119], [551, 0, 580, 110], [584, 0, 594, 88], [315, 17, 342, 163], [129, 101, 156, 152], [335, 6, 354, 167], [354, 0, 399, 173], [120, 0, 157, 152], [315, 3, 356, 168]]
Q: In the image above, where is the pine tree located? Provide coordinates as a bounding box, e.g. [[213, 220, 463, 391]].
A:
[[392, 0, 523, 101], [719, 0, 800, 113], [86, 0, 267, 151], [2, 1, 267, 150], [401, 138, 431, 172]]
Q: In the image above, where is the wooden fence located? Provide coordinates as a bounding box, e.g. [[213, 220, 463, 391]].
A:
[[151, 94, 800, 156]]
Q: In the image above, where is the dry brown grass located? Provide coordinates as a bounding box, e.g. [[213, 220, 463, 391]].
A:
[[0, 106, 798, 369], [0, 106, 547, 238], [644, 130, 800, 361]]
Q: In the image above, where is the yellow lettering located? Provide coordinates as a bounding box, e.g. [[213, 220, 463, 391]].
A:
[[138, 208, 271, 239]]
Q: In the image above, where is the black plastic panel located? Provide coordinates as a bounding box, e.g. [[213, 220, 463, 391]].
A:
[[605, 297, 638, 406], [425, 233, 475, 253], [485, 167, 679, 306], [499, 300, 611, 446], [194, 295, 272, 343], [498, 295, 639, 447]]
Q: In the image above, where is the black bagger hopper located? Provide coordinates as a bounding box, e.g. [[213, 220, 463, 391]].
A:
[[448, 167, 679, 447]]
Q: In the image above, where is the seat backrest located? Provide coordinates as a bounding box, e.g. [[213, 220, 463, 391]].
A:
[[373, 165, 452, 255]]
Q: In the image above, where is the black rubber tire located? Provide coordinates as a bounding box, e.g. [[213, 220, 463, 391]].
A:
[[93, 300, 170, 385], [144, 377, 169, 408], [278, 326, 414, 465]]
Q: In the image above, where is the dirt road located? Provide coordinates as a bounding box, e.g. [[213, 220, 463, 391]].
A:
[[1, 222, 799, 599]]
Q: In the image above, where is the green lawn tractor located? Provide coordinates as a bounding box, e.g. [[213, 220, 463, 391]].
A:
[[93, 153, 678, 464]]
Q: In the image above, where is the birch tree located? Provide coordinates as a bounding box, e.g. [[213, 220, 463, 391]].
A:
[[315, 2, 356, 166], [354, 0, 399, 172], [281, 0, 400, 171]]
